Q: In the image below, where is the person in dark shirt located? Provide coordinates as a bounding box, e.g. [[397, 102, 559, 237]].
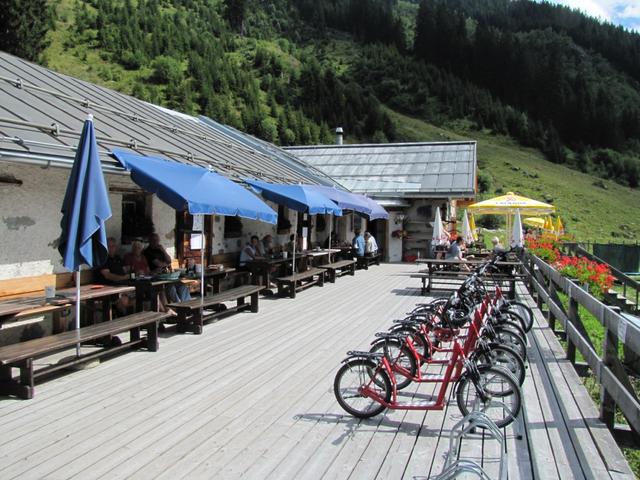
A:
[[144, 233, 191, 303], [97, 237, 130, 314]]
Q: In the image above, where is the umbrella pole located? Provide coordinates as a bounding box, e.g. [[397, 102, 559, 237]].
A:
[[292, 212, 298, 280], [75, 266, 81, 358], [201, 225, 205, 307], [328, 214, 332, 251]]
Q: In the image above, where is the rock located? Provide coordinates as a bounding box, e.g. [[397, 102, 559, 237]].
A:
[[511, 166, 520, 172], [593, 179, 607, 189], [543, 194, 554, 203]]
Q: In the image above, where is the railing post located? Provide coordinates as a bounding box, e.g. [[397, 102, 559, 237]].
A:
[[567, 295, 579, 365], [547, 280, 557, 332], [600, 326, 618, 430]]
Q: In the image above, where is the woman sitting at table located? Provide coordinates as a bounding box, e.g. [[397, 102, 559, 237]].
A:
[[125, 241, 174, 315]]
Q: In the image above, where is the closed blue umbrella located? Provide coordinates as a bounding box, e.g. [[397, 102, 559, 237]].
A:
[[244, 178, 342, 281], [59, 114, 112, 356]]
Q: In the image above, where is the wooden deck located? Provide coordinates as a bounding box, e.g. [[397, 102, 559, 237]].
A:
[[0, 264, 633, 479]]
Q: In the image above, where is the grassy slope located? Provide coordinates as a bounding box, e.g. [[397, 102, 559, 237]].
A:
[[389, 109, 640, 243]]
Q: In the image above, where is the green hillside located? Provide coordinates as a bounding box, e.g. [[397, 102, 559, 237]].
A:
[[390, 110, 640, 242]]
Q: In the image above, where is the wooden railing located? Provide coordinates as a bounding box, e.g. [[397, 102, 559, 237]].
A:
[[523, 253, 640, 440], [564, 242, 639, 314]]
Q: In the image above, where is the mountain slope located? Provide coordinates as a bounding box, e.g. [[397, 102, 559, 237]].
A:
[[390, 110, 640, 242]]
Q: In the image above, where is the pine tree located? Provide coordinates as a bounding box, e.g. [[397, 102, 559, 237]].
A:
[[0, 0, 51, 61]]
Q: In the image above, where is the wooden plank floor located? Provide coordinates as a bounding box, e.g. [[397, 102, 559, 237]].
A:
[[0, 264, 632, 479]]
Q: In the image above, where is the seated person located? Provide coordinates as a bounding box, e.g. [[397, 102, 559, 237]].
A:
[[364, 231, 378, 257], [445, 236, 470, 271], [96, 237, 130, 315], [125, 240, 174, 315], [491, 236, 507, 257], [286, 234, 301, 254], [352, 229, 365, 257], [239, 235, 263, 267], [143, 233, 191, 303], [259, 234, 276, 256], [124, 240, 150, 277]]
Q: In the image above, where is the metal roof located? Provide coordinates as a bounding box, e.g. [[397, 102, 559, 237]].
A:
[[284, 142, 477, 198], [0, 51, 327, 184], [197, 116, 339, 187]]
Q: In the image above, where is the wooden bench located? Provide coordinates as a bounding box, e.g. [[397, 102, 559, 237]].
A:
[[0, 311, 167, 399], [319, 259, 356, 283], [356, 253, 381, 270], [167, 284, 264, 334], [275, 268, 325, 298]]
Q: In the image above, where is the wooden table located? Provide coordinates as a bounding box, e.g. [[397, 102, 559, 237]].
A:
[[412, 259, 523, 295], [130, 277, 186, 312], [181, 268, 237, 294], [305, 249, 341, 266], [0, 284, 135, 333], [246, 258, 291, 288]]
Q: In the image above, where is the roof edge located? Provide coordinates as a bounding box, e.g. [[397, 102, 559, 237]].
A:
[[284, 140, 477, 150]]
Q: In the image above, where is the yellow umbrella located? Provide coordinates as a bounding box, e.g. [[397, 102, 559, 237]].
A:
[[468, 213, 477, 241], [555, 216, 564, 236], [523, 217, 545, 228], [468, 192, 555, 215], [469, 192, 555, 245], [543, 216, 553, 231]]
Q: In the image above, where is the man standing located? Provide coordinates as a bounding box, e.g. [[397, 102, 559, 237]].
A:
[[352, 229, 365, 257], [364, 231, 378, 256]]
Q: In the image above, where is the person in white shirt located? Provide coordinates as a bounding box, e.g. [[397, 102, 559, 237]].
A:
[[364, 231, 378, 256], [239, 236, 261, 267]]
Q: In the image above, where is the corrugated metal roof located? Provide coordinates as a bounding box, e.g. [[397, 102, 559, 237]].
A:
[[284, 142, 477, 197], [0, 51, 327, 184]]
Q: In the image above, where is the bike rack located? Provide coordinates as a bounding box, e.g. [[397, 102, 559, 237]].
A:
[[431, 411, 507, 480], [476, 395, 524, 441]]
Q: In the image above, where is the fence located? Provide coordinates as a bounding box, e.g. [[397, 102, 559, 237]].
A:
[[523, 253, 640, 439], [579, 241, 640, 274]]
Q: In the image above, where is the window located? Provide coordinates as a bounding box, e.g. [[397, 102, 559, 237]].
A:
[[277, 204, 291, 233], [121, 193, 153, 244], [224, 216, 243, 238]]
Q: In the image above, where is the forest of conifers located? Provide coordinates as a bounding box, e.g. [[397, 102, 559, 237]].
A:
[[1, 0, 639, 187]]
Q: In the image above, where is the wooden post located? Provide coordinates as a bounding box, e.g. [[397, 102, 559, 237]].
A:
[[548, 281, 557, 332], [601, 326, 618, 430], [567, 296, 579, 365]]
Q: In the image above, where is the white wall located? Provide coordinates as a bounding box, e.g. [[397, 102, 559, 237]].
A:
[[0, 163, 127, 279], [387, 212, 404, 262]]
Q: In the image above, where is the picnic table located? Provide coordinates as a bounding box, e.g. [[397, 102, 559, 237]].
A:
[[245, 257, 292, 289], [411, 258, 524, 296], [131, 269, 235, 312], [181, 268, 237, 294], [306, 248, 341, 267], [0, 284, 135, 332]]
